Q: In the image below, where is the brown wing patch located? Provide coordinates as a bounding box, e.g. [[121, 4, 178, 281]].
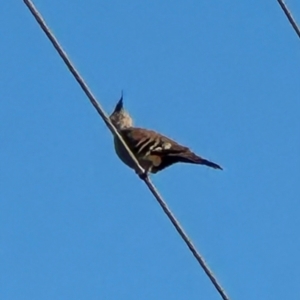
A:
[[121, 127, 188, 155], [119, 127, 222, 173], [121, 128, 158, 155]]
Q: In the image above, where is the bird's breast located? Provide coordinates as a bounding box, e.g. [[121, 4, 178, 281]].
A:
[[114, 137, 137, 169]]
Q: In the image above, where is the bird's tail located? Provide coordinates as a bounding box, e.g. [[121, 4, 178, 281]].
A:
[[177, 151, 223, 170]]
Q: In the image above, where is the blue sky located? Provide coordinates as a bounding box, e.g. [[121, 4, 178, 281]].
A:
[[1, 1, 300, 299]]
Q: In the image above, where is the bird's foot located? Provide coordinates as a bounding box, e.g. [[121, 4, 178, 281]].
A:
[[139, 172, 148, 180], [135, 168, 148, 180]]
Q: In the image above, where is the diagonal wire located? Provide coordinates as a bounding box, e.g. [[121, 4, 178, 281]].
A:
[[24, 2, 144, 177], [23, 1, 230, 300], [277, 0, 300, 38]]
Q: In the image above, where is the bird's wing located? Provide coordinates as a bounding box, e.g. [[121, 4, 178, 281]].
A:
[[121, 127, 189, 156], [120, 127, 222, 172]]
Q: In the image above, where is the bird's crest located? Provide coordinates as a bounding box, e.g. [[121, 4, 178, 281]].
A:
[[113, 90, 124, 113], [110, 91, 133, 130]]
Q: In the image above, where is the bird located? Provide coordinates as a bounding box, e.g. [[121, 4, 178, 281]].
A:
[[109, 94, 222, 175]]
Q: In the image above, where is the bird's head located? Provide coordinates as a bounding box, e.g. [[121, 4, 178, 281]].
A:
[[109, 93, 133, 130]]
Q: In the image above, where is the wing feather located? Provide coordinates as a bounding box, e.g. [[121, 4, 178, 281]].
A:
[[121, 127, 189, 156]]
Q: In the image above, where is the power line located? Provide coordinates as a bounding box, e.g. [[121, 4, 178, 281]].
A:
[[277, 0, 300, 38], [23, 1, 230, 299]]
